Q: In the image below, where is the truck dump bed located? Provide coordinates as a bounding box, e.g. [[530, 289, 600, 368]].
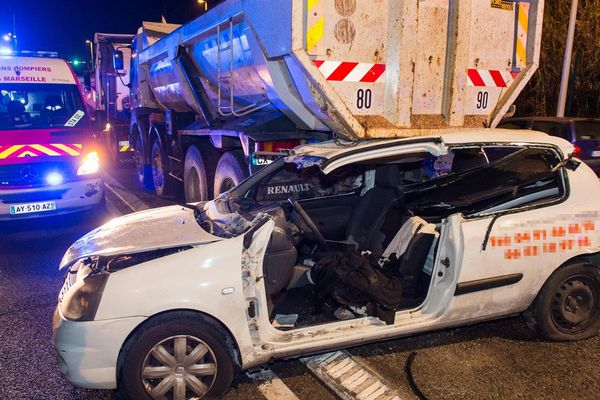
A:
[[138, 0, 544, 140]]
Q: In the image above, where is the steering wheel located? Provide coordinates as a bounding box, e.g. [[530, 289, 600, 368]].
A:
[[287, 197, 326, 247]]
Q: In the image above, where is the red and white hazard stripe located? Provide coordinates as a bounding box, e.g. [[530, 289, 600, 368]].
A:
[[312, 60, 386, 83], [467, 69, 519, 88]]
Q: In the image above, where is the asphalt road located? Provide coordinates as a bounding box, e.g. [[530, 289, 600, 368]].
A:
[[1, 166, 600, 400]]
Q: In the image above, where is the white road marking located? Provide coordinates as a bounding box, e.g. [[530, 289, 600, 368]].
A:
[[302, 351, 410, 400], [246, 368, 300, 400], [102, 172, 150, 213]]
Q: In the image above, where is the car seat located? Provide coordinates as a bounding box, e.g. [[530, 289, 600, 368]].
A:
[[345, 164, 407, 255]]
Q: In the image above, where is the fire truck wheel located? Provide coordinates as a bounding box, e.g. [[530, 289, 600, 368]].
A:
[[214, 150, 248, 195], [151, 140, 172, 197], [135, 134, 155, 192], [184, 145, 212, 203]]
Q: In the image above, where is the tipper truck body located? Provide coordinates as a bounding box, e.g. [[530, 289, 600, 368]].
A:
[[128, 0, 545, 200]]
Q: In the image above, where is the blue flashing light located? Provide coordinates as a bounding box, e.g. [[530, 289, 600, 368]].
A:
[[46, 172, 64, 186]]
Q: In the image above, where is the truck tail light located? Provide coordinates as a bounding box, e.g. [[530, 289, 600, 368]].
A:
[[255, 140, 302, 153]]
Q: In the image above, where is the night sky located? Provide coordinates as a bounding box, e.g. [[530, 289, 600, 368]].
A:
[[1, 1, 218, 62]]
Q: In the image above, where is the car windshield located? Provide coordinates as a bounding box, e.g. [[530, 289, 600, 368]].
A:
[[575, 121, 600, 140], [0, 83, 89, 130]]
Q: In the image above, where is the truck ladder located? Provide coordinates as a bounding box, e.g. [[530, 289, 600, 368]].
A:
[[216, 18, 270, 117]]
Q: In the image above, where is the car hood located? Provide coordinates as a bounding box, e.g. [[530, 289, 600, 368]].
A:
[[59, 205, 223, 270]]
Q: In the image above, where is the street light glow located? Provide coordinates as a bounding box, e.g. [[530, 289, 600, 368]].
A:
[[197, 0, 208, 11], [2, 34, 10, 42]]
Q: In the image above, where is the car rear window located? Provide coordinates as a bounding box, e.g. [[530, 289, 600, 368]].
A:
[[574, 121, 600, 140]]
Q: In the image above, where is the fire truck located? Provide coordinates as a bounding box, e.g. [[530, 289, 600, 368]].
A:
[[0, 53, 103, 219]]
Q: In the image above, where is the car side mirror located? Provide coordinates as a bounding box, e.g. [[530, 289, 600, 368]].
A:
[[552, 152, 581, 172], [565, 154, 581, 171], [113, 50, 124, 71]]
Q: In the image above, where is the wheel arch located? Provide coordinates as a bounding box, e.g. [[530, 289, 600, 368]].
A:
[[529, 251, 600, 308], [115, 308, 242, 385]]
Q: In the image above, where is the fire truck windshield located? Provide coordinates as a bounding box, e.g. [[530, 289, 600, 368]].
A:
[[0, 83, 89, 130]]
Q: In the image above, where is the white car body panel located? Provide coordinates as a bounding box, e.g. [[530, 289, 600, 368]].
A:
[[94, 231, 260, 366], [59, 205, 223, 269]]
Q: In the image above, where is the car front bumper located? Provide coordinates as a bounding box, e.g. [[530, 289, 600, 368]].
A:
[[0, 177, 104, 220], [51, 306, 146, 390]]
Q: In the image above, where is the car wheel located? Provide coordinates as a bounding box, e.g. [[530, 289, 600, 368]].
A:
[[524, 263, 600, 341], [119, 312, 235, 400], [135, 134, 154, 192], [214, 150, 248, 195], [151, 139, 172, 197], [184, 145, 214, 203]]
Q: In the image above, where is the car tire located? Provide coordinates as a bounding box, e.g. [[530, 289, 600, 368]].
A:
[[184, 145, 215, 203], [214, 150, 248, 195], [135, 133, 155, 192], [524, 262, 600, 341], [119, 312, 235, 400], [151, 139, 172, 197]]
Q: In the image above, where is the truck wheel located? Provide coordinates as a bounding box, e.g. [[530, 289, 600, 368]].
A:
[[151, 139, 172, 197], [524, 263, 600, 341], [214, 150, 248, 195], [184, 145, 211, 203], [135, 134, 154, 192], [118, 312, 234, 400]]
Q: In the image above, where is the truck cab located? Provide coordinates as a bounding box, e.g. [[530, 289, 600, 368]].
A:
[[0, 54, 103, 219], [93, 33, 135, 165]]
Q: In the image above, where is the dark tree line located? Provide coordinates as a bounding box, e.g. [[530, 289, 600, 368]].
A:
[[515, 0, 600, 117]]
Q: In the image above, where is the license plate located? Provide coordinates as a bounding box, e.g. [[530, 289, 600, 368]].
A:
[[592, 151, 600, 158], [10, 201, 56, 215], [253, 155, 275, 166]]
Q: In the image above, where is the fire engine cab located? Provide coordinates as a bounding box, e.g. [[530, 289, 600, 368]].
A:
[[0, 53, 103, 219]]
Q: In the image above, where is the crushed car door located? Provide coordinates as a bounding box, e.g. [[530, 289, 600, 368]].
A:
[[443, 145, 571, 321]]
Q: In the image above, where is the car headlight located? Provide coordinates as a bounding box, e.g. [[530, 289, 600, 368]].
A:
[[77, 151, 100, 176], [60, 272, 108, 321]]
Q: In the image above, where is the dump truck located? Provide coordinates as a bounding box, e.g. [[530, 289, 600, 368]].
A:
[[127, 0, 545, 200]]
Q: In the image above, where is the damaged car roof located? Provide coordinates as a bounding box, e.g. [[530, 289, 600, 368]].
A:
[[289, 129, 574, 161]]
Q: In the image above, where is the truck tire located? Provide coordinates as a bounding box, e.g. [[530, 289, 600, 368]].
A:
[[134, 134, 154, 192], [118, 311, 235, 400], [214, 150, 249, 195], [151, 139, 173, 197], [184, 145, 212, 203], [524, 262, 600, 341]]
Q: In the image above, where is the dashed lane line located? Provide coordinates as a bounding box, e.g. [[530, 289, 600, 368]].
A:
[[302, 351, 412, 400]]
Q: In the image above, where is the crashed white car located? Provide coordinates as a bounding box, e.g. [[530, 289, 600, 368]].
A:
[[53, 130, 600, 399]]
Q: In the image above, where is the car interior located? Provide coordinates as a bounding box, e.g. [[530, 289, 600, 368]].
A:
[[199, 145, 566, 329]]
